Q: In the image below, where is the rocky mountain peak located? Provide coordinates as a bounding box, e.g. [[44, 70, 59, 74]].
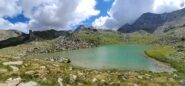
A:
[[118, 8, 185, 34]]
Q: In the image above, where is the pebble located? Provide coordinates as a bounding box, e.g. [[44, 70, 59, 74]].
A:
[[53, 64, 59, 67], [134, 83, 139, 86], [25, 70, 36, 75], [10, 66, 19, 72], [3, 61, 23, 66], [40, 66, 46, 69], [122, 76, 127, 81], [50, 59, 54, 62], [137, 75, 143, 79], [100, 79, 106, 84], [58, 78, 63, 86], [69, 74, 77, 83], [77, 71, 84, 77], [92, 78, 97, 83]]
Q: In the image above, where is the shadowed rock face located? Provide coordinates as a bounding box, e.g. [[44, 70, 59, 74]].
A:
[[118, 8, 185, 34], [0, 30, 30, 48], [0, 32, 30, 49], [0, 29, 70, 49]]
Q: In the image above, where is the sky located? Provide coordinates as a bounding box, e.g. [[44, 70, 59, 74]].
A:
[[0, 0, 185, 33]]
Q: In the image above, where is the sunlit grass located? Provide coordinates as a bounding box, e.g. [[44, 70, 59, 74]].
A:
[[145, 46, 175, 60], [145, 46, 185, 74]]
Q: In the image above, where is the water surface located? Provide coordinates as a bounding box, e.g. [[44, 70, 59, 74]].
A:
[[61, 45, 165, 71], [31, 45, 173, 72]]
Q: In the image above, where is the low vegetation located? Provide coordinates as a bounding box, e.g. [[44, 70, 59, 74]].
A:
[[74, 29, 159, 45], [145, 45, 185, 76], [0, 57, 182, 86], [0, 27, 184, 85], [145, 46, 176, 60]]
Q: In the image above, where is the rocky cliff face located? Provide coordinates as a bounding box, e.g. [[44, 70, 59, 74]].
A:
[[118, 8, 185, 34]]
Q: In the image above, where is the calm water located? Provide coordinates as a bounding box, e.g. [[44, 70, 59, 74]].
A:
[[32, 45, 167, 71], [61, 45, 163, 71]]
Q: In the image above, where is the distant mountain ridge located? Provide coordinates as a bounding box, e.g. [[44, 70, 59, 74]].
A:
[[0, 30, 23, 41], [0, 30, 30, 48], [29, 30, 69, 40], [118, 8, 185, 34]]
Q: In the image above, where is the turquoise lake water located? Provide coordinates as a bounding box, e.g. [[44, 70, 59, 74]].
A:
[[60, 45, 163, 71], [31, 45, 169, 71]]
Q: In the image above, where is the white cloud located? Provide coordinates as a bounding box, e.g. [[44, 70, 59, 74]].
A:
[[1, 0, 185, 32], [93, 0, 185, 30], [153, 0, 185, 13], [0, 0, 28, 33], [0, 18, 29, 33], [0, 0, 21, 17], [92, 16, 109, 29], [0, 0, 99, 32], [20, 0, 99, 31]]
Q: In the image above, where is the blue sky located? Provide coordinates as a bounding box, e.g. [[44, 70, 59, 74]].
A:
[[1, 0, 184, 33], [4, 14, 29, 24], [4, 0, 113, 27], [83, 0, 113, 27]]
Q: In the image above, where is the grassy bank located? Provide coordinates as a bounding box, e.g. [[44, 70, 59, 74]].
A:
[[145, 46, 185, 76]]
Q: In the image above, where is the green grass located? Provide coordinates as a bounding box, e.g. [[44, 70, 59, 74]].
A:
[[145, 46, 175, 60], [145, 46, 185, 75], [74, 30, 159, 46], [74, 30, 124, 45]]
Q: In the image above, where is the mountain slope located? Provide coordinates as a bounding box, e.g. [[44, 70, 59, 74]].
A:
[[0, 30, 23, 41], [0, 30, 30, 49], [30, 30, 69, 40], [118, 8, 185, 34]]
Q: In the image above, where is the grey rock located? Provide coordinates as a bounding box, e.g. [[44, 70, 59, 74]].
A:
[[18, 81, 38, 86], [58, 78, 63, 86], [92, 78, 97, 83], [4, 77, 22, 86], [3, 61, 23, 66], [69, 74, 77, 83], [25, 71, 36, 75], [10, 66, 19, 72]]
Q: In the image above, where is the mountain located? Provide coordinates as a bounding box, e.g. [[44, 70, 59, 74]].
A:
[[118, 8, 185, 34], [0, 30, 30, 48], [30, 29, 70, 40], [0, 30, 23, 41], [0, 29, 70, 49]]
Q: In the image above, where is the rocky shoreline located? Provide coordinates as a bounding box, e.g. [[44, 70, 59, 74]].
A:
[[0, 57, 182, 86]]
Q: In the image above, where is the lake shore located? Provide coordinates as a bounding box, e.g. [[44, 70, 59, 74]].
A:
[[144, 51, 176, 73], [0, 56, 182, 86]]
